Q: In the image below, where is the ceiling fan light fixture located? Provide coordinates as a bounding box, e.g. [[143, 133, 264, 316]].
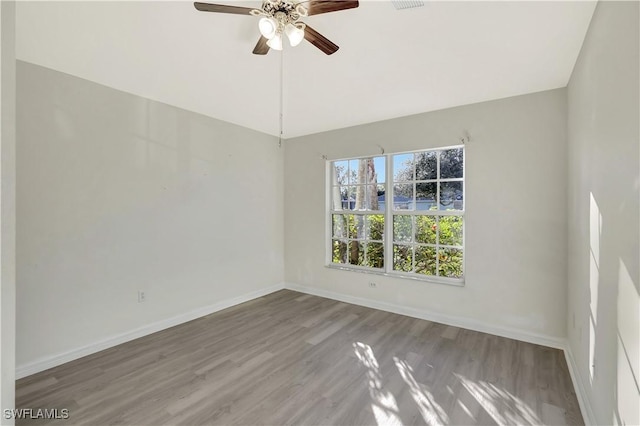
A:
[[285, 23, 305, 47], [258, 17, 277, 39], [267, 33, 283, 50]]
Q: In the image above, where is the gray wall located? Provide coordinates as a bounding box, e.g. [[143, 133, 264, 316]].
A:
[[16, 61, 284, 371], [1, 1, 16, 422], [567, 1, 640, 425], [284, 88, 568, 344]]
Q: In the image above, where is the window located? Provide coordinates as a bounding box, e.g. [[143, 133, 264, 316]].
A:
[[328, 146, 464, 284], [330, 157, 386, 269]]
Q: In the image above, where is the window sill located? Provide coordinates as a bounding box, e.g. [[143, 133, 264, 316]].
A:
[[324, 264, 465, 287]]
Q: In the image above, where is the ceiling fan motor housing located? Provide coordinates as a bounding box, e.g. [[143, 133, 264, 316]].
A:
[[260, 0, 307, 21]]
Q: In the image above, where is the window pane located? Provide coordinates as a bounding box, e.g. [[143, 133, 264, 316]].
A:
[[440, 148, 464, 179], [331, 186, 344, 211], [348, 241, 365, 266], [352, 185, 365, 210], [367, 156, 382, 183], [439, 216, 463, 246], [366, 215, 385, 241], [415, 215, 437, 244], [332, 240, 348, 264], [393, 215, 412, 242], [416, 182, 437, 210], [438, 248, 463, 278], [415, 151, 438, 180], [393, 154, 414, 182], [341, 186, 356, 210], [393, 184, 413, 210], [393, 245, 413, 272], [348, 159, 363, 185], [376, 184, 386, 211], [439, 182, 463, 210], [332, 161, 349, 186], [415, 246, 436, 276], [366, 242, 384, 269], [332, 215, 348, 238], [363, 184, 379, 211], [348, 215, 366, 239], [373, 156, 386, 184]]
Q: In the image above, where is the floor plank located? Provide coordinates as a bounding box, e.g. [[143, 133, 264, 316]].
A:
[[16, 290, 583, 425]]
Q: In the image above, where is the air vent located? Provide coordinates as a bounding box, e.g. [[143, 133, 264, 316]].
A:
[[391, 0, 424, 10]]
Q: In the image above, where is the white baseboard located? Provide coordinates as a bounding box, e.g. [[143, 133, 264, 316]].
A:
[[564, 345, 596, 425], [284, 282, 566, 349], [16, 283, 285, 379]]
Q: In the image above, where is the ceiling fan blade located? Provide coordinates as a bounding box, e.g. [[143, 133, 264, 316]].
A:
[[303, 0, 359, 16], [253, 36, 270, 55], [304, 25, 339, 55], [193, 2, 254, 15]]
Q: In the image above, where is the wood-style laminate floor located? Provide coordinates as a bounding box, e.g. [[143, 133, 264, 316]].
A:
[[16, 290, 583, 425]]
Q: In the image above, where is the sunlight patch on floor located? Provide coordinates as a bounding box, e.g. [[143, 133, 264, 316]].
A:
[[394, 356, 449, 425], [455, 373, 541, 425], [353, 342, 402, 426]]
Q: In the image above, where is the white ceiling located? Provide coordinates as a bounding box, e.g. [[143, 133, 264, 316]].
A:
[[16, 0, 596, 138]]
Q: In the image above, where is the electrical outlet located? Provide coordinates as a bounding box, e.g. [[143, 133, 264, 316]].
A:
[[138, 290, 146, 303], [369, 282, 377, 288]]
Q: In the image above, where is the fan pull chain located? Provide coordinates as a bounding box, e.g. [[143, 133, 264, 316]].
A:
[[278, 50, 284, 148]]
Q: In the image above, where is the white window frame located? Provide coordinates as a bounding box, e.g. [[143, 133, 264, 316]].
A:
[[325, 145, 465, 286]]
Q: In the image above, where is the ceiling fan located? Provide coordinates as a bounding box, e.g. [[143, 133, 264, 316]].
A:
[[194, 0, 359, 55]]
